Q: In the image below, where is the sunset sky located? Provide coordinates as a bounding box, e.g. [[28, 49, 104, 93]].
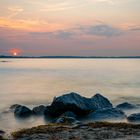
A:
[[0, 0, 140, 56]]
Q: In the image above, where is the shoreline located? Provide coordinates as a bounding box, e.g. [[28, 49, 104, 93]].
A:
[[10, 122, 140, 140]]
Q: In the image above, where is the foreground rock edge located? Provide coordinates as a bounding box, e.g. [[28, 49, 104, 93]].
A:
[[11, 122, 140, 140]]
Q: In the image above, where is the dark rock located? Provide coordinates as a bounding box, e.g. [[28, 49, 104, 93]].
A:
[[0, 130, 5, 135], [19, 137, 31, 140], [85, 108, 126, 122], [116, 102, 138, 110], [14, 105, 32, 118], [0, 130, 5, 140], [61, 111, 77, 118], [55, 111, 80, 124], [32, 105, 46, 116], [55, 116, 80, 124], [127, 113, 140, 122], [91, 93, 113, 110], [45, 92, 93, 117], [10, 104, 21, 112], [45, 92, 112, 117]]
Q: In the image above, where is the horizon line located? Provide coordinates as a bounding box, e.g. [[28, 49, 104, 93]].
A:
[[0, 55, 140, 59]]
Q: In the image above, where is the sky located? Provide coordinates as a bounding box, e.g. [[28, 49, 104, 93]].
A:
[[0, 0, 140, 56]]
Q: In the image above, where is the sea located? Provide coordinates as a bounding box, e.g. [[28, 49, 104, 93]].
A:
[[0, 58, 140, 132]]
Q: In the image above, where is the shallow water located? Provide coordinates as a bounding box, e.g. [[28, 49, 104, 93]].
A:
[[0, 58, 140, 131]]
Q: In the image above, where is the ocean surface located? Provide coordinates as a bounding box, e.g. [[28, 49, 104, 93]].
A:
[[0, 58, 140, 132]]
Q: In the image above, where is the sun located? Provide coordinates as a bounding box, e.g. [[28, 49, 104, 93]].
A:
[[13, 52, 17, 56], [10, 48, 21, 56]]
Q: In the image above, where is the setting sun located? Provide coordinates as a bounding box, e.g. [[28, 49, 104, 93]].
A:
[[13, 52, 17, 56], [9, 48, 21, 56]]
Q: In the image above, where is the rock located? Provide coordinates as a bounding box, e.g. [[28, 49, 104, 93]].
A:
[[85, 108, 126, 122], [10, 104, 21, 112], [61, 111, 77, 118], [127, 113, 140, 122], [55, 116, 80, 124], [116, 102, 138, 110], [45, 92, 112, 117], [91, 93, 113, 110], [55, 111, 80, 125], [0, 130, 5, 140], [32, 105, 46, 116], [18, 137, 31, 140], [14, 105, 32, 118], [0, 130, 5, 135], [55, 117, 75, 123], [45, 92, 93, 117]]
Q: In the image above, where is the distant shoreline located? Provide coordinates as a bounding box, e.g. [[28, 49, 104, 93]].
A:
[[0, 56, 140, 59]]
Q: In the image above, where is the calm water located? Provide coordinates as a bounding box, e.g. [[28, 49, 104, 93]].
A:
[[0, 58, 140, 131]]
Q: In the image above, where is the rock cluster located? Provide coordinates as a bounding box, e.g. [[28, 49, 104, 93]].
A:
[[10, 92, 140, 123], [127, 113, 140, 123], [85, 108, 126, 122], [116, 102, 139, 110], [45, 92, 113, 117]]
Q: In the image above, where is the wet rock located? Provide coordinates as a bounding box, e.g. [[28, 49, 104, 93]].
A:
[[45, 92, 112, 117], [14, 105, 32, 118], [0, 130, 5, 140], [10, 104, 21, 112], [127, 113, 140, 123], [45, 92, 93, 117], [55, 116, 80, 124], [0, 130, 5, 135], [116, 102, 138, 110], [86, 108, 126, 122], [91, 93, 113, 110], [18, 137, 31, 140], [61, 111, 77, 118], [56, 111, 81, 125], [32, 105, 46, 116]]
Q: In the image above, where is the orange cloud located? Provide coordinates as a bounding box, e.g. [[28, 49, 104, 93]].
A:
[[0, 17, 67, 32]]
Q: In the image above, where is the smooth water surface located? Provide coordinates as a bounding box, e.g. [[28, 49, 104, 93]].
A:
[[0, 58, 140, 131]]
